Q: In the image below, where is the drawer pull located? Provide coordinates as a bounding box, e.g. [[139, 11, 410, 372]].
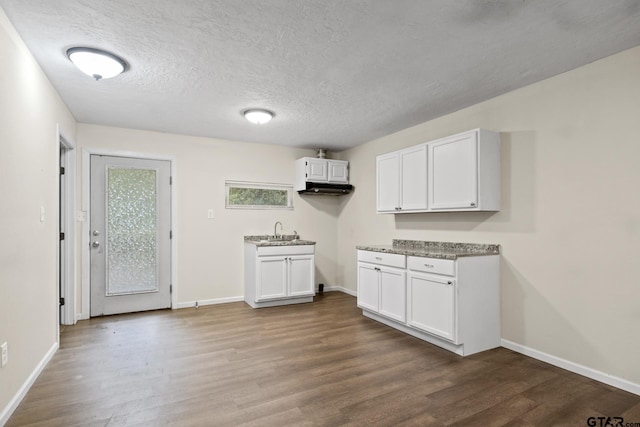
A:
[[374, 267, 381, 272], [375, 257, 382, 260], [424, 264, 434, 268], [447, 281, 453, 285]]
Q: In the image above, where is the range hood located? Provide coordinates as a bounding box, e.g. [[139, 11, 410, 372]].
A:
[[297, 181, 354, 196]]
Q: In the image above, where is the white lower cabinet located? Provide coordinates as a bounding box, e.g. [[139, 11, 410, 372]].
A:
[[245, 244, 315, 308], [357, 261, 406, 323], [357, 249, 500, 356]]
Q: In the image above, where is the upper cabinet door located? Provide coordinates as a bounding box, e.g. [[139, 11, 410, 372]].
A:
[[429, 132, 478, 210], [328, 160, 349, 183], [306, 158, 328, 182], [400, 145, 428, 211], [376, 152, 401, 212]]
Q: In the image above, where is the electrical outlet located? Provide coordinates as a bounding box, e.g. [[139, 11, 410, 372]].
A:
[[207, 209, 214, 219], [1, 342, 7, 368]]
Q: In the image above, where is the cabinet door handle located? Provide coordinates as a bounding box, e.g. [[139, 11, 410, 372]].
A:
[[470, 202, 476, 207], [447, 281, 453, 285], [374, 267, 381, 272]]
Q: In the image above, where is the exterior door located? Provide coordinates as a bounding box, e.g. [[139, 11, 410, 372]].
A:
[[90, 155, 171, 316]]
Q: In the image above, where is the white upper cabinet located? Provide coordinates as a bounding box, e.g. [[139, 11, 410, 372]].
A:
[[400, 145, 428, 211], [376, 145, 427, 213], [306, 158, 328, 182], [328, 160, 349, 183], [376, 129, 500, 213], [429, 129, 500, 211], [295, 157, 349, 191], [376, 152, 401, 212]]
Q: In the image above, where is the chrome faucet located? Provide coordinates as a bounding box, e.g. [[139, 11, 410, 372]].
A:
[[274, 221, 283, 239]]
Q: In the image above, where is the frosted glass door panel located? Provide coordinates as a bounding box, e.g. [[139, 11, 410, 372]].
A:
[[106, 167, 158, 295]]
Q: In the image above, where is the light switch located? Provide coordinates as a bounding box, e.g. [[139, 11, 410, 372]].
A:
[[207, 209, 214, 219]]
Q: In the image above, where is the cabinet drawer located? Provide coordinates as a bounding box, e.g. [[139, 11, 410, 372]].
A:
[[358, 250, 406, 268], [257, 245, 314, 256], [407, 256, 455, 276]]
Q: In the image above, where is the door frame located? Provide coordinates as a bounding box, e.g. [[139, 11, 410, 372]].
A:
[[81, 149, 178, 319], [58, 125, 77, 326]]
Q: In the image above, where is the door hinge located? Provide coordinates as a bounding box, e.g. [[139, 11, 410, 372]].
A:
[[60, 166, 65, 175], [60, 232, 65, 241], [305, 173, 308, 178], [305, 161, 308, 166], [170, 284, 173, 294], [59, 297, 65, 306], [170, 176, 173, 185], [170, 230, 173, 239]]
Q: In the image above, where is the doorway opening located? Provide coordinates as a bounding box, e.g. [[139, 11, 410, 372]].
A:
[[58, 128, 76, 327]]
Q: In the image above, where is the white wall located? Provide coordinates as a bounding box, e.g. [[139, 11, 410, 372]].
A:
[[77, 124, 339, 308], [337, 46, 640, 385], [0, 9, 77, 419]]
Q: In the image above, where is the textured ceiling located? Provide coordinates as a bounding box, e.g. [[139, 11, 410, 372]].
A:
[[1, 1, 639, 151]]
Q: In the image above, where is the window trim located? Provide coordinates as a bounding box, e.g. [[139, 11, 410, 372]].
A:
[[225, 180, 294, 210]]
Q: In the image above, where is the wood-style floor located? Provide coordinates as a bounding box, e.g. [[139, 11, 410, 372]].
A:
[[7, 292, 640, 426]]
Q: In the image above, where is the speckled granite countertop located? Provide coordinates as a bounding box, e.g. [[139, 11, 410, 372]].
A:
[[245, 235, 316, 247], [356, 239, 499, 260]]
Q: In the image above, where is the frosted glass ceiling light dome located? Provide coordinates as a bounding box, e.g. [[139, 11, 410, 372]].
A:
[[243, 109, 274, 124], [66, 47, 127, 81]]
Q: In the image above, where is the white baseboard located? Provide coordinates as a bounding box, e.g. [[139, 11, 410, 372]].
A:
[[322, 285, 357, 297], [0, 342, 58, 425], [501, 339, 640, 396], [175, 296, 244, 309]]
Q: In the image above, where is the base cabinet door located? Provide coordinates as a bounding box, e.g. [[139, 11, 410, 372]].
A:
[[257, 256, 287, 301], [357, 263, 380, 312], [379, 267, 406, 322], [407, 272, 457, 342], [288, 255, 315, 297]]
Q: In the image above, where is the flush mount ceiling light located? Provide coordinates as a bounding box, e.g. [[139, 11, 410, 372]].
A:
[[66, 47, 128, 81], [243, 109, 274, 124]]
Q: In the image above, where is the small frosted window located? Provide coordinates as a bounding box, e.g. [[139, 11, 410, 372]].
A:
[[225, 181, 293, 210]]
